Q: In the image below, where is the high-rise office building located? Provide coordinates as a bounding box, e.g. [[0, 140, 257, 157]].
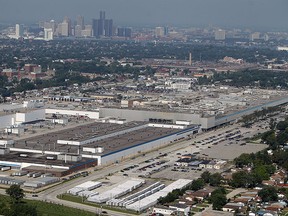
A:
[[155, 27, 165, 38], [44, 28, 53, 41], [92, 19, 100, 37], [250, 32, 260, 41], [104, 19, 113, 37], [15, 24, 24, 38], [92, 11, 113, 38], [117, 27, 132, 38], [215, 29, 226, 40], [164, 26, 169, 36], [75, 25, 82, 37], [81, 25, 92, 37], [61, 22, 69, 36], [61, 16, 71, 37], [44, 20, 57, 34], [100, 11, 105, 20], [264, 33, 269, 41], [76, 15, 84, 30]]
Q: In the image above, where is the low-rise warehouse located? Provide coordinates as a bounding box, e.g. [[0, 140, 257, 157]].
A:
[[3, 122, 199, 172], [126, 179, 192, 212]]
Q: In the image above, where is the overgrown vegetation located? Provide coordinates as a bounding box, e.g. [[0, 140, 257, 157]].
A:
[[208, 188, 227, 210], [199, 70, 288, 89], [239, 106, 283, 128]]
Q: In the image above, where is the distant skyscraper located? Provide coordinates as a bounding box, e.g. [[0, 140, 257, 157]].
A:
[[44, 20, 57, 34], [92, 19, 100, 37], [44, 28, 53, 41], [61, 22, 69, 36], [92, 11, 113, 38], [250, 32, 260, 41], [155, 27, 165, 38], [61, 17, 71, 36], [15, 24, 24, 38], [164, 26, 169, 36], [50, 20, 57, 33], [189, 53, 192, 66], [264, 33, 269, 41], [124, 28, 132, 38], [100, 11, 105, 20], [81, 25, 92, 37], [104, 19, 113, 37], [117, 27, 132, 38], [75, 25, 82, 37], [215, 29, 226, 40], [76, 15, 84, 30]]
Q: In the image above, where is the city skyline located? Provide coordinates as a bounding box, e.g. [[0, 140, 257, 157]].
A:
[[0, 0, 288, 31]]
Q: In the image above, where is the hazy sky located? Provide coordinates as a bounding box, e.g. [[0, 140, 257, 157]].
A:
[[0, 0, 287, 30]]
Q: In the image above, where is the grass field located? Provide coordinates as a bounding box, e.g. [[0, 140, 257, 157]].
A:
[[0, 194, 96, 216], [59, 193, 139, 215]]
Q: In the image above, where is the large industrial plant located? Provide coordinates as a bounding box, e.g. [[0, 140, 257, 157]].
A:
[[0, 93, 287, 179]]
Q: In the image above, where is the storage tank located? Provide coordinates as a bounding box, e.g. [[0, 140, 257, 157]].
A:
[[19, 154, 28, 158], [1, 167, 10, 171], [32, 172, 42, 178], [46, 155, 57, 160]]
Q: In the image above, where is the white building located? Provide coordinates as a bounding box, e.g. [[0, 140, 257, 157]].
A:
[[215, 29, 226, 40], [277, 46, 288, 51], [44, 28, 53, 41], [155, 27, 165, 38], [15, 24, 24, 38]]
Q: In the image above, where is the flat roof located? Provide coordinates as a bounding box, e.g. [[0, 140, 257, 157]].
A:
[[14, 121, 146, 150], [0, 152, 96, 168], [84, 126, 180, 156], [12, 121, 199, 157]]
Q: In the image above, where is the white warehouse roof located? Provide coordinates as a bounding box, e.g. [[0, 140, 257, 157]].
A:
[[74, 181, 102, 191], [126, 179, 192, 212], [88, 178, 145, 203]]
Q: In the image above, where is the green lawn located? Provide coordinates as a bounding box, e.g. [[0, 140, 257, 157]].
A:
[[196, 203, 209, 208], [191, 207, 203, 212], [0, 194, 96, 216], [59, 193, 139, 215]]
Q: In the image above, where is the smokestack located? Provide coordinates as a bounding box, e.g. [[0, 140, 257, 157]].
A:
[[189, 53, 192, 66]]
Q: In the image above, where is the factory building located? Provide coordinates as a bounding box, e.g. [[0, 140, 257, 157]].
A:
[[0, 96, 288, 175]]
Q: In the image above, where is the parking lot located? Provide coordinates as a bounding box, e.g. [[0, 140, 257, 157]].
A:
[[116, 125, 269, 181]]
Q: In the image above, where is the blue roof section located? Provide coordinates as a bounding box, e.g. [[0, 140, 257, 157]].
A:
[[70, 159, 96, 169], [102, 125, 200, 158], [189, 161, 203, 166], [0, 163, 21, 168]]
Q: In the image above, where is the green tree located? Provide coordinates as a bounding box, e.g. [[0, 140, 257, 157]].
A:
[[158, 189, 181, 204], [201, 171, 211, 184], [258, 186, 278, 202], [276, 121, 288, 131], [234, 153, 253, 168], [6, 185, 24, 203], [252, 165, 270, 181], [230, 171, 252, 188], [269, 118, 277, 130], [209, 173, 222, 187], [209, 188, 227, 210], [190, 178, 205, 191], [262, 130, 278, 149]]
